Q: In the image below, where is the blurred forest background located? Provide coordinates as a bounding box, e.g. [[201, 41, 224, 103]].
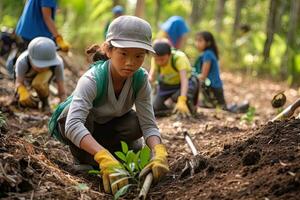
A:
[[1, 0, 300, 85]]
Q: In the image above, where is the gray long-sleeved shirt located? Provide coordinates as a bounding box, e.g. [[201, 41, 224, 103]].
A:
[[65, 61, 160, 147]]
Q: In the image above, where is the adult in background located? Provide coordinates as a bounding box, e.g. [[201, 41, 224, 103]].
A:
[[103, 5, 124, 39], [15, 0, 69, 51], [157, 16, 189, 49]]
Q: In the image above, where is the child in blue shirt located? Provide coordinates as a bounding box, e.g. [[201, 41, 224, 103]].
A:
[[194, 31, 226, 109]]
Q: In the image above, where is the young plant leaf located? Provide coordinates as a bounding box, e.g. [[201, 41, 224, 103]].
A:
[[126, 150, 135, 164], [129, 162, 136, 172], [113, 184, 132, 200], [110, 168, 130, 178], [115, 151, 126, 162], [133, 151, 140, 168], [121, 141, 128, 154], [88, 170, 100, 175], [124, 163, 133, 174], [139, 146, 151, 169], [113, 167, 130, 175]]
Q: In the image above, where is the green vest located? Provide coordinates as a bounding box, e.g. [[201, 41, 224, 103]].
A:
[[48, 60, 147, 143]]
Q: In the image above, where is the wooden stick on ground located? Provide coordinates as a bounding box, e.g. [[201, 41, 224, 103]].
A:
[[138, 173, 153, 200]]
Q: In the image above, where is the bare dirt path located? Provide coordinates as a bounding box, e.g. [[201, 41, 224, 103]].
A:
[[1, 59, 299, 199]]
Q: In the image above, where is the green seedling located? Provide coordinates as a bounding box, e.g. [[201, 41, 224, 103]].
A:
[[241, 107, 256, 124], [89, 141, 151, 200], [276, 107, 284, 114]]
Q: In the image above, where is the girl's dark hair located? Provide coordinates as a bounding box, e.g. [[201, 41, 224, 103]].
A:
[[196, 31, 219, 59], [85, 43, 113, 62]]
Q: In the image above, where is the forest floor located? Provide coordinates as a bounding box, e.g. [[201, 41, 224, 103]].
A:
[[0, 52, 300, 200]]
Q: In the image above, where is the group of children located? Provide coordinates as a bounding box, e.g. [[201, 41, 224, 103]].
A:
[[9, 11, 228, 195]]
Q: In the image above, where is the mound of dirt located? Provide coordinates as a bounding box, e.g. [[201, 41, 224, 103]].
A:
[[150, 118, 300, 200]]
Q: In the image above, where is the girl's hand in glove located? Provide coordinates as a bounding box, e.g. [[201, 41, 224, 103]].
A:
[[94, 149, 128, 194]]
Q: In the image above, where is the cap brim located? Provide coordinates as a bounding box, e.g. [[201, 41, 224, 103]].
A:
[[30, 54, 62, 68], [111, 40, 155, 53]]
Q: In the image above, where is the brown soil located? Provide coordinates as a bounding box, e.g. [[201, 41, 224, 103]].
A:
[[1, 55, 300, 200]]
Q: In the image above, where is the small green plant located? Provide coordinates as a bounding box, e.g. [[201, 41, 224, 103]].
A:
[[241, 107, 256, 124], [89, 141, 151, 200], [276, 107, 284, 114]]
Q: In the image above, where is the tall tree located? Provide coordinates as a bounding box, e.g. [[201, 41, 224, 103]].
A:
[[215, 0, 226, 32], [262, 0, 281, 62], [280, 0, 300, 79], [190, 0, 207, 25], [232, 0, 244, 39], [135, 0, 145, 18], [113, 0, 120, 6], [154, 0, 161, 27]]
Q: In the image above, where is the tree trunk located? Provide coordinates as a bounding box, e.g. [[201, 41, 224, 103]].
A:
[[135, 0, 145, 18], [154, 0, 161, 28], [0, 1, 2, 18], [190, 0, 207, 25], [232, 0, 244, 39], [113, 0, 120, 7], [274, 1, 286, 33], [215, 0, 226, 32], [263, 0, 280, 62], [280, 0, 300, 79]]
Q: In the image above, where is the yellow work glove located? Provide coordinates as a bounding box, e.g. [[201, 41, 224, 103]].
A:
[[139, 144, 169, 183], [173, 95, 191, 117], [55, 35, 70, 52], [17, 85, 37, 108], [94, 149, 128, 194]]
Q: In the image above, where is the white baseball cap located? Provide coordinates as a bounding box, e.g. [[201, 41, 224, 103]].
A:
[[28, 37, 61, 68]]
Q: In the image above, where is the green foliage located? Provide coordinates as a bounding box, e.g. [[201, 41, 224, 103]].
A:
[[113, 184, 132, 200], [115, 141, 151, 177], [88, 141, 151, 199], [241, 107, 256, 124], [2, 0, 300, 84], [0, 0, 24, 27], [112, 142, 150, 199]]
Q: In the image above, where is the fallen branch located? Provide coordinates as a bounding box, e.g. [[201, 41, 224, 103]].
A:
[[0, 162, 17, 184]]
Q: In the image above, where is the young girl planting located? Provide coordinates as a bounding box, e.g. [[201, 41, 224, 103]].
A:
[[51, 16, 169, 194], [194, 31, 226, 108], [194, 31, 249, 113]]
